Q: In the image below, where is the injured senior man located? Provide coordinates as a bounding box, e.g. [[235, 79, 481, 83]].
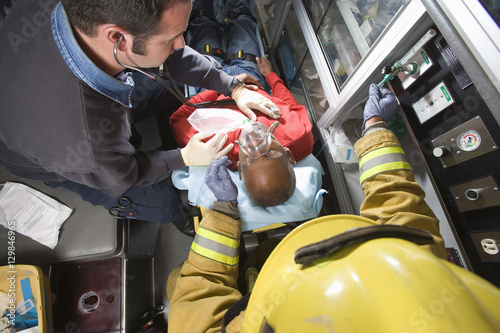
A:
[[170, 57, 314, 207], [170, 0, 314, 207]]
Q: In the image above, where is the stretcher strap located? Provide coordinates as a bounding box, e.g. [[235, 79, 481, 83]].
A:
[[199, 44, 258, 64], [221, 293, 251, 333]]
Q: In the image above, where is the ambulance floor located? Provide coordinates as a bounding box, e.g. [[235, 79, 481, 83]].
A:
[[127, 219, 191, 330], [130, 116, 192, 329]]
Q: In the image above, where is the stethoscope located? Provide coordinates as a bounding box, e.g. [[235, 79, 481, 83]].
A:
[[113, 33, 236, 109]]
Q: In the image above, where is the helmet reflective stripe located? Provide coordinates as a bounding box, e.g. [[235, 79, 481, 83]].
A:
[[191, 226, 240, 266], [359, 145, 412, 185]]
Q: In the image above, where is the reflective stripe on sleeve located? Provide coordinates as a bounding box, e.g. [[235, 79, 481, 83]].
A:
[[359, 146, 412, 185], [191, 226, 240, 266]]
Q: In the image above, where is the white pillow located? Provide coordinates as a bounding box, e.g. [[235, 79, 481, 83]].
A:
[[172, 154, 326, 231]]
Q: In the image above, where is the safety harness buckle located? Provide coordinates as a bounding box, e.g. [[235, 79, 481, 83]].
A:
[[236, 50, 245, 60], [226, 50, 257, 63], [199, 45, 257, 64], [202, 44, 224, 58]]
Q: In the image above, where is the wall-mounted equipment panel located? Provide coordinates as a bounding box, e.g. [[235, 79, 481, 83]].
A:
[[412, 81, 454, 124], [431, 116, 498, 168], [450, 176, 500, 212], [435, 35, 472, 90], [470, 231, 500, 263], [397, 49, 434, 90], [393, 26, 500, 287]]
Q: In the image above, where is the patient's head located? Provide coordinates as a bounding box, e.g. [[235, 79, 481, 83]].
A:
[[236, 121, 296, 207]]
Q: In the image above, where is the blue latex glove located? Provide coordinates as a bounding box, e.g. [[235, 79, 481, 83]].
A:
[[363, 83, 399, 131], [205, 156, 238, 203]]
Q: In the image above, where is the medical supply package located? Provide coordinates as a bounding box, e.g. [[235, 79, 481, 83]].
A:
[[188, 108, 248, 134], [0, 182, 73, 249]]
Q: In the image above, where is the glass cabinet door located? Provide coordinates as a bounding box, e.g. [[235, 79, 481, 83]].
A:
[[478, 0, 500, 25], [275, 5, 330, 121], [275, 6, 307, 87], [299, 53, 329, 120], [304, 0, 332, 29], [254, 0, 290, 45], [303, 0, 410, 89]]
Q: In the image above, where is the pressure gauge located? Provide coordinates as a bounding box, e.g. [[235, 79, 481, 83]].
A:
[[457, 130, 481, 151], [432, 117, 496, 168]]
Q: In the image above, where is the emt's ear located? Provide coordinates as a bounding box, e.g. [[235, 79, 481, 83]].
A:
[[101, 24, 128, 51], [284, 147, 296, 165], [237, 161, 242, 180]]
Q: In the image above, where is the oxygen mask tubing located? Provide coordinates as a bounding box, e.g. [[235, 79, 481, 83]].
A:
[[236, 119, 279, 159]]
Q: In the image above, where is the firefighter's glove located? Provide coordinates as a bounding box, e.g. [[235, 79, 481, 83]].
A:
[[363, 83, 399, 131], [205, 156, 238, 203]]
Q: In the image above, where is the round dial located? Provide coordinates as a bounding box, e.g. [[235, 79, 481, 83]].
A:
[[457, 130, 481, 151]]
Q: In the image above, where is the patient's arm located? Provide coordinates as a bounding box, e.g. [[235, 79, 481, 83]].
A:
[[264, 72, 302, 108]]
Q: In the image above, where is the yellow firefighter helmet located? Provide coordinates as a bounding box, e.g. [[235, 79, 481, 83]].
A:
[[242, 215, 500, 332]]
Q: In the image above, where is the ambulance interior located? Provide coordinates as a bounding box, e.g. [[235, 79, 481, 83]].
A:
[[1, 0, 500, 331]]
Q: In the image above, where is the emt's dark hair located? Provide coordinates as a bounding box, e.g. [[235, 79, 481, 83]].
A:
[[247, 163, 296, 207], [60, 0, 189, 55]]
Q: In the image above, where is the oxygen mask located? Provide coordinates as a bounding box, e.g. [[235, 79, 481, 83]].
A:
[[236, 119, 279, 159]]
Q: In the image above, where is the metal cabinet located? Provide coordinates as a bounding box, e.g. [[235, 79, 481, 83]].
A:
[[256, 0, 500, 286]]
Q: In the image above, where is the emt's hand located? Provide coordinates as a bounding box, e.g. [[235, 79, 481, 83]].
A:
[[180, 133, 233, 166], [257, 57, 274, 77], [205, 156, 238, 203], [231, 85, 282, 120], [363, 83, 399, 131]]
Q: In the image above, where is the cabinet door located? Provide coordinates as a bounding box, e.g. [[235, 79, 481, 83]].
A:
[[255, 0, 291, 45], [303, 0, 410, 89], [478, 0, 500, 24], [275, 4, 330, 121]]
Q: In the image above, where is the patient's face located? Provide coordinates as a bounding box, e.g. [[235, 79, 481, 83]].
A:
[[237, 136, 296, 206]]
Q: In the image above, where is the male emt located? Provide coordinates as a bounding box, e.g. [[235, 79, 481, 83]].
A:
[[0, 0, 278, 234]]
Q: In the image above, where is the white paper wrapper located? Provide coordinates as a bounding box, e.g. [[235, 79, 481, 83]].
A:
[[0, 182, 73, 249]]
